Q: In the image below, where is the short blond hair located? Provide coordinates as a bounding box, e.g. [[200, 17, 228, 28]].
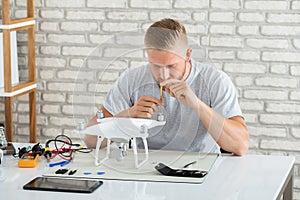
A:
[[144, 18, 188, 55]]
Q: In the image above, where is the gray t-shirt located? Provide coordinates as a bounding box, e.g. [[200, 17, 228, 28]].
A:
[[104, 59, 243, 153]]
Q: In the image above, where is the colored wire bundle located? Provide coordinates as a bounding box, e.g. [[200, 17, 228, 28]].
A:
[[45, 134, 92, 161]]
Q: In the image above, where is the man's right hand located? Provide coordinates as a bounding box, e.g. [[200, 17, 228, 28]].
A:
[[121, 96, 163, 118]]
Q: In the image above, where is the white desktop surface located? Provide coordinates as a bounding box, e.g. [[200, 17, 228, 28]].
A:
[[0, 151, 294, 200]]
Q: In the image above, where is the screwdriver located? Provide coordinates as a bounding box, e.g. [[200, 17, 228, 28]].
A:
[[160, 85, 163, 102]]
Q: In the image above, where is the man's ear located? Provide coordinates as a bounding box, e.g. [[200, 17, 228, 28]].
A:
[[186, 48, 192, 61]]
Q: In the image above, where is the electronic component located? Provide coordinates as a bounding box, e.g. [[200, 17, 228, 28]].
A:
[[31, 143, 44, 155], [97, 109, 104, 120], [18, 154, 39, 168], [155, 163, 207, 178], [18, 146, 29, 158], [110, 138, 128, 161], [44, 147, 52, 162], [68, 169, 77, 175], [55, 168, 69, 174]]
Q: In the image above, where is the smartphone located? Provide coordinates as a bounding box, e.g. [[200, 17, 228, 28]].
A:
[[23, 177, 103, 193], [155, 163, 207, 178]]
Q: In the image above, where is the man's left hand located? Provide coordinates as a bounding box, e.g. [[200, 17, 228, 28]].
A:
[[160, 79, 199, 109]]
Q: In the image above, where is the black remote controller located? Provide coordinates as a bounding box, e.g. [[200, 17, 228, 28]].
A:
[[155, 163, 207, 178]]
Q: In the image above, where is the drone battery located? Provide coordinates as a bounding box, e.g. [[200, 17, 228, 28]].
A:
[[18, 154, 39, 168]]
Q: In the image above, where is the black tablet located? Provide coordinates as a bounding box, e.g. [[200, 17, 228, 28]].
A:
[[23, 177, 103, 193]]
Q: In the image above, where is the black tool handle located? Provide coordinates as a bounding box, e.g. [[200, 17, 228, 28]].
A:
[[155, 163, 207, 178]]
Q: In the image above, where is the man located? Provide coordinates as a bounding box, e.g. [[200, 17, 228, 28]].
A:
[[85, 18, 249, 156]]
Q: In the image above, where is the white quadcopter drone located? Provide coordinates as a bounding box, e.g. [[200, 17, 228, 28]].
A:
[[80, 113, 166, 168]]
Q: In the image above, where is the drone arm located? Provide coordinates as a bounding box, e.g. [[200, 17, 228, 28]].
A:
[[94, 135, 110, 166], [131, 136, 149, 168], [132, 137, 138, 168], [94, 135, 103, 166]]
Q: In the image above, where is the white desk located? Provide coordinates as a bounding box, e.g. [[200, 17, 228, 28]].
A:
[[0, 153, 294, 200]]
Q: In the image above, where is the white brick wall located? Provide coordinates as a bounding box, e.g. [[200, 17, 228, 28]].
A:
[[261, 25, 300, 36], [293, 1, 300, 9], [61, 22, 98, 32], [42, 93, 66, 102], [246, 39, 289, 49], [62, 46, 97, 56], [244, 1, 288, 10], [48, 34, 86, 44], [1, 1, 300, 198], [255, 77, 298, 88], [238, 12, 265, 22], [267, 13, 300, 23], [244, 90, 288, 100], [40, 46, 61, 55], [248, 126, 287, 137], [211, 0, 240, 9], [224, 63, 266, 74], [66, 11, 105, 20], [210, 37, 243, 48], [236, 51, 260, 61], [209, 12, 235, 22], [45, 0, 85, 8], [209, 25, 235, 35], [87, 0, 128, 8], [40, 9, 64, 19], [40, 22, 59, 31], [262, 52, 300, 62], [291, 65, 300, 75], [174, 0, 208, 9], [36, 58, 66, 67], [102, 22, 139, 32], [270, 64, 288, 74]]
